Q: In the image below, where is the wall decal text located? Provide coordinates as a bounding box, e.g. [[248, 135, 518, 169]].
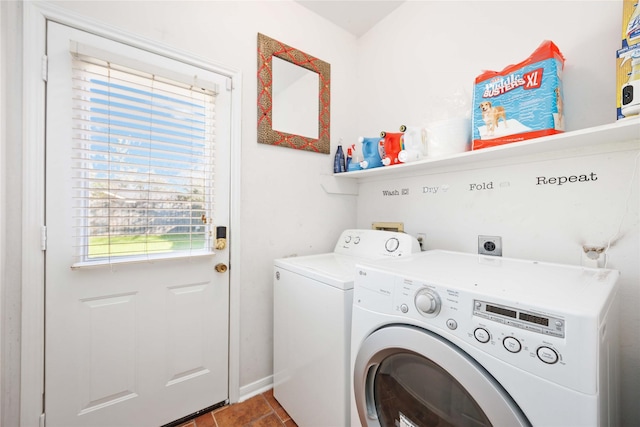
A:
[[382, 188, 409, 196], [536, 173, 598, 186], [422, 185, 450, 194], [469, 181, 494, 191], [423, 186, 439, 194]]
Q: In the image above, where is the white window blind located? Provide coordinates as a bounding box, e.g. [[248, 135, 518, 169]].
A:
[[71, 52, 218, 265]]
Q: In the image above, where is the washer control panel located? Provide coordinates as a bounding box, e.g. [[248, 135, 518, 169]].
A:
[[380, 276, 574, 388], [473, 300, 565, 338]]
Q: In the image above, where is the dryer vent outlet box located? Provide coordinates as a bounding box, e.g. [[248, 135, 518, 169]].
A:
[[478, 235, 502, 256]]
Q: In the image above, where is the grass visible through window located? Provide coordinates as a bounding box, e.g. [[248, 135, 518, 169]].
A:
[[89, 233, 206, 258]]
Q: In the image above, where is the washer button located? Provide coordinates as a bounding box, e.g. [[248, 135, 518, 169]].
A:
[[400, 304, 409, 313], [537, 346, 559, 364], [446, 319, 458, 330], [474, 328, 490, 343], [503, 336, 522, 353]]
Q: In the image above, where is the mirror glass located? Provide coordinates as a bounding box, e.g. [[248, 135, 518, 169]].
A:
[[257, 33, 330, 154], [272, 57, 319, 139]]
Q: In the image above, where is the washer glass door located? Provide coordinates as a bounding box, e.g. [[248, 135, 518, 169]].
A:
[[374, 353, 489, 426], [354, 326, 530, 427]]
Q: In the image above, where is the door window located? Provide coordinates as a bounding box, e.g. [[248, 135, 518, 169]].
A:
[[71, 46, 219, 265]]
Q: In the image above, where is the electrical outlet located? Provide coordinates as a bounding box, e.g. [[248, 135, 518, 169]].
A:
[[478, 235, 502, 256], [417, 233, 426, 251]]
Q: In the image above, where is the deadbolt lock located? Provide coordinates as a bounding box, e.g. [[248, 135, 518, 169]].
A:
[[215, 263, 228, 273], [215, 226, 227, 250]]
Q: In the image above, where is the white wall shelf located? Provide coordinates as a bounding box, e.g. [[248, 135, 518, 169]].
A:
[[333, 118, 640, 183]]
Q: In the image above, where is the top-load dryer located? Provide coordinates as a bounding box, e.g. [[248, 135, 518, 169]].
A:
[[351, 250, 620, 427], [273, 229, 420, 427]]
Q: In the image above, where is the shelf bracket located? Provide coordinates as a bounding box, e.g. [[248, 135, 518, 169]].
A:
[[320, 174, 359, 195]]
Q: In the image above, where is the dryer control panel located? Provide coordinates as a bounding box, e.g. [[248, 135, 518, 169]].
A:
[[333, 229, 420, 258]]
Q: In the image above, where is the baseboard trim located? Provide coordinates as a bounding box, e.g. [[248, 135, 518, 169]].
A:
[[238, 375, 273, 402]]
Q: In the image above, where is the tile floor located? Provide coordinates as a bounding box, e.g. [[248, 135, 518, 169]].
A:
[[178, 389, 298, 427]]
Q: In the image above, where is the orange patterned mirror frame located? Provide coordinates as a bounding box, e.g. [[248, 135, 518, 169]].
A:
[[257, 33, 331, 154]]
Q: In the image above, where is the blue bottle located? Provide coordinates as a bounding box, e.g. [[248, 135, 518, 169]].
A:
[[333, 145, 346, 173]]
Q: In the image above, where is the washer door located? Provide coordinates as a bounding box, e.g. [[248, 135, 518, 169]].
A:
[[354, 326, 531, 427]]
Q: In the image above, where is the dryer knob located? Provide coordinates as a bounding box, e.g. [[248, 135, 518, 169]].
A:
[[385, 238, 400, 252], [415, 289, 441, 317]]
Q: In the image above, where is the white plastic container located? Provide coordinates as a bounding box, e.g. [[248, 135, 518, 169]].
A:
[[426, 117, 471, 157]]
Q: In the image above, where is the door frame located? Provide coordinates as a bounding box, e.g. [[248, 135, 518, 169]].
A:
[[21, 3, 242, 426]]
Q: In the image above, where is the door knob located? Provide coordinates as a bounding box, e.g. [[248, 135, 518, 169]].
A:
[[215, 263, 228, 273]]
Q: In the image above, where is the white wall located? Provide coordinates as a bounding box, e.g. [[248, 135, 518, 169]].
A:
[[355, 1, 622, 134], [355, 1, 640, 425]]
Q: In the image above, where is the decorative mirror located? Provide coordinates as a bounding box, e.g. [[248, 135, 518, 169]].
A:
[[257, 33, 330, 154]]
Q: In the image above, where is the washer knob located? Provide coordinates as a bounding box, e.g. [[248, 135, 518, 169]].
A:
[[415, 289, 441, 316]]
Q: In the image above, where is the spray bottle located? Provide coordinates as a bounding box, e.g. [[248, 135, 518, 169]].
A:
[[347, 144, 362, 171]]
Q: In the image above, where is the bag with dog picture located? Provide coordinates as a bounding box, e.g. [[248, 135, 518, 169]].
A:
[[471, 40, 565, 150]]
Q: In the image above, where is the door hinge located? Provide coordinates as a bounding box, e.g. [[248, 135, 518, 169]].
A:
[[226, 77, 233, 91], [39, 412, 45, 427], [41, 55, 48, 82], [40, 225, 47, 251]]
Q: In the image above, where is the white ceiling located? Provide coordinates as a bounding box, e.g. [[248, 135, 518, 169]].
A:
[[294, 1, 406, 38]]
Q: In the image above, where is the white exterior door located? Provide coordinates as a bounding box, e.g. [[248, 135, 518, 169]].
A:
[[44, 22, 231, 427]]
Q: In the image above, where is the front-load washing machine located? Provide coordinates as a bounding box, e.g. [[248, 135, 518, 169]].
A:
[[274, 229, 420, 427], [351, 250, 620, 427]]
